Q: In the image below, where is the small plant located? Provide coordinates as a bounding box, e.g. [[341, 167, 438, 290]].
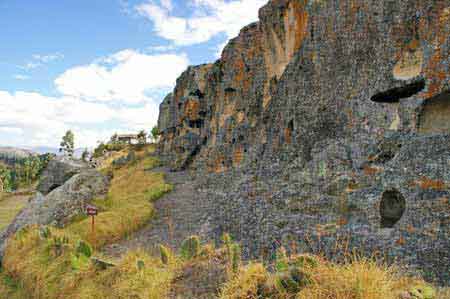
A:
[[159, 244, 170, 265], [409, 283, 436, 299], [136, 259, 145, 271], [49, 235, 69, 257], [75, 240, 92, 258], [180, 235, 201, 260], [39, 226, 52, 239], [231, 244, 241, 274], [222, 233, 233, 258], [274, 252, 316, 294], [275, 247, 289, 272]]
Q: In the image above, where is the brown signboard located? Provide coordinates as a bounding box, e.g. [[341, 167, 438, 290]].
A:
[[86, 205, 98, 216]]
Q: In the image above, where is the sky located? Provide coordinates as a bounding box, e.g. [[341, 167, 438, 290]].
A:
[[0, 0, 267, 149]]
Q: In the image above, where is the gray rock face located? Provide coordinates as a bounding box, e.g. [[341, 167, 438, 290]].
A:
[[0, 169, 109, 259], [156, 0, 450, 284], [37, 156, 87, 194]]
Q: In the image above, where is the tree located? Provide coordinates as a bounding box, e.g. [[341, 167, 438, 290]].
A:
[[137, 130, 147, 145], [110, 133, 119, 144], [81, 148, 89, 161], [60, 130, 75, 157], [151, 126, 160, 143]]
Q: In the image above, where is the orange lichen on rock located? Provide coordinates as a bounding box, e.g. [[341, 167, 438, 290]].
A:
[[414, 176, 446, 191], [184, 99, 200, 121], [262, 0, 308, 108], [210, 155, 227, 173], [421, 6, 450, 98], [284, 126, 292, 144], [363, 165, 381, 176], [232, 146, 245, 167]]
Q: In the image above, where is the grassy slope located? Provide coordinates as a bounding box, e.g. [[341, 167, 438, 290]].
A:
[[0, 146, 174, 298], [0, 193, 29, 231]]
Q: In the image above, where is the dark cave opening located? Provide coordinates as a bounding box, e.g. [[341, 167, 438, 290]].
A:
[[380, 189, 406, 228], [371, 79, 426, 103]]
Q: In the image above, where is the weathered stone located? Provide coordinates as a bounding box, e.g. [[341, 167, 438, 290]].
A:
[[37, 156, 87, 195], [157, 0, 450, 285]]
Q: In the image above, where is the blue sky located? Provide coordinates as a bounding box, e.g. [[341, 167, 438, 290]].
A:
[[0, 0, 266, 148]]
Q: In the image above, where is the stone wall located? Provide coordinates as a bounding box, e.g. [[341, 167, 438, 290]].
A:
[[157, 0, 450, 285]]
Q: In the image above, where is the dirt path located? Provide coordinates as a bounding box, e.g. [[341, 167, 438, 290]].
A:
[[102, 167, 213, 258]]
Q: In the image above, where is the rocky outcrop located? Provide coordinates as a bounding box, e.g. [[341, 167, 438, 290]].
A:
[[0, 160, 109, 259], [157, 0, 450, 284], [37, 156, 87, 194]]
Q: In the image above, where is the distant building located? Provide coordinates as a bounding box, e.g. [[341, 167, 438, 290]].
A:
[[117, 134, 139, 145]]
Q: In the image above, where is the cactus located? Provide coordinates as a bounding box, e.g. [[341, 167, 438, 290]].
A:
[[274, 253, 315, 294], [137, 260, 145, 271], [71, 254, 90, 270], [231, 244, 241, 274], [275, 266, 311, 294], [222, 233, 233, 258], [181, 235, 201, 260], [409, 284, 436, 299], [39, 226, 52, 239], [275, 247, 289, 272], [50, 235, 70, 257], [159, 244, 170, 265], [291, 254, 320, 269], [76, 240, 92, 258]]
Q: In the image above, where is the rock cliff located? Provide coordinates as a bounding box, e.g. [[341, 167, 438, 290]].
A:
[[157, 0, 450, 284]]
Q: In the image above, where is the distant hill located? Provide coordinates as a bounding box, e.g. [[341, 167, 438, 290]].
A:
[[0, 146, 36, 162]]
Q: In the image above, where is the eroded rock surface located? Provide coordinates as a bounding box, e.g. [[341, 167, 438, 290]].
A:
[[157, 0, 450, 284], [37, 156, 87, 195]]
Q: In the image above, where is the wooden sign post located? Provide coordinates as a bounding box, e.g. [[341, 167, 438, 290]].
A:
[[86, 205, 98, 237]]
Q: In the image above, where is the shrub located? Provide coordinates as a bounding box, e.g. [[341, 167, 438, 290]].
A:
[[75, 240, 92, 258], [231, 244, 241, 274], [220, 263, 277, 299], [159, 244, 171, 265], [274, 251, 315, 294], [181, 236, 201, 260]]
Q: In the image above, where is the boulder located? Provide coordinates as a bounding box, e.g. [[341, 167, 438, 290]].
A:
[[37, 156, 88, 195], [0, 169, 110, 259]]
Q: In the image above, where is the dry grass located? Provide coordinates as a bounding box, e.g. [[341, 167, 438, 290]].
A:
[[3, 227, 175, 299], [297, 257, 423, 299], [220, 263, 277, 299], [66, 154, 171, 248], [219, 254, 438, 299], [1, 146, 173, 299], [437, 288, 450, 299], [0, 193, 29, 231]]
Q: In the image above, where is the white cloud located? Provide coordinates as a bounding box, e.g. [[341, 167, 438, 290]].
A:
[[55, 49, 189, 103], [0, 90, 160, 148], [19, 52, 64, 71], [0, 48, 188, 148], [13, 74, 30, 80], [32, 53, 64, 63], [136, 0, 266, 46]]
